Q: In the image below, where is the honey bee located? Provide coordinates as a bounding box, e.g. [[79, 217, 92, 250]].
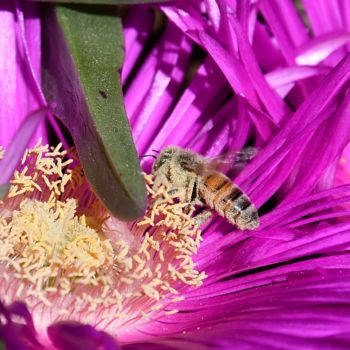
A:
[[152, 146, 259, 230]]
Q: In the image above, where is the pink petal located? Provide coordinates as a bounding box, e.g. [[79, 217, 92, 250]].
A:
[[0, 107, 47, 185], [296, 32, 350, 65]]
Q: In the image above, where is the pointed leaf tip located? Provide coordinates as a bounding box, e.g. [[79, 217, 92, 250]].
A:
[[42, 4, 147, 220]]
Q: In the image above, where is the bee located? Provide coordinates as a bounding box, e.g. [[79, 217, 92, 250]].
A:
[[152, 146, 259, 230]]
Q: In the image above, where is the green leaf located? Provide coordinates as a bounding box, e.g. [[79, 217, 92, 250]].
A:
[[27, 0, 171, 3], [42, 5, 147, 220]]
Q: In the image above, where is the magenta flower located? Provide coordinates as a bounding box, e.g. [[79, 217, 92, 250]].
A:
[[2, 1, 350, 349]]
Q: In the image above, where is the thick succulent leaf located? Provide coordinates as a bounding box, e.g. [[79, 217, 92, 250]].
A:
[[42, 5, 147, 220]]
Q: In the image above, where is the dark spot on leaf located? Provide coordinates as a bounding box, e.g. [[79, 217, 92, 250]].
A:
[[99, 90, 108, 99]]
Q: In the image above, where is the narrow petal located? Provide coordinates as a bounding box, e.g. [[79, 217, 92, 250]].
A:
[[130, 22, 192, 153], [296, 31, 350, 65], [48, 322, 119, 350], [0, 107, 46, 185], [128, 265, 350, 349], [265, 65, 330, 98], [143, 57, 228, 157], [122, 6, 154, 84], [0, 2, 20, 146], [236, 54, 350, 205]]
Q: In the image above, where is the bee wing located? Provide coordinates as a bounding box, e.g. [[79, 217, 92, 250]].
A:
[[202, 147, 258, 175]]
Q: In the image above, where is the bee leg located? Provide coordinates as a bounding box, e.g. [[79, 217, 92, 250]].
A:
[[153, 173, 171, 192], [153, 187, 184, 208], [183, 204, 195, 215], [152, 187, 176, 208], [194, 210, 212, 226], [187, 176, 198, 203]]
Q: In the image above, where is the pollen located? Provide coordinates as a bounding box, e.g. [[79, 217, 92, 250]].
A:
[[0, 142, 206, 337]]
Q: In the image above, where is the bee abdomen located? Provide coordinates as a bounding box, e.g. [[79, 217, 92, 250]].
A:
[[225, 193, 259, 230], [200, 174, 259, 230], [202, 173, 228, 192], [200, 173, 233, 208]]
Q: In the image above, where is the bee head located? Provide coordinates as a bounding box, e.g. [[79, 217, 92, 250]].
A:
[[152, 147, 178, 172]]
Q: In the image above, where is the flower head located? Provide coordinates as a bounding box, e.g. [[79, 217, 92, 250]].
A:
[[3, 0, 350, 349]]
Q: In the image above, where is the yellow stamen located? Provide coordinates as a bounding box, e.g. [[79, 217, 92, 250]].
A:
[[0, 142, 206, 329]]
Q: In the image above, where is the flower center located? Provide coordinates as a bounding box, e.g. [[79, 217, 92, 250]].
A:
[[0, 141, 206, 340]]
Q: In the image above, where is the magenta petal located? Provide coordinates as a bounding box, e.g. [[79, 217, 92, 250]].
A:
[[15, 2, 68, 147], [0, 1, 61, 147], [161, 4, 206, 47], [229, 15, 288, 123], [198, 30, 259, 106], [122, 6, 154, 84], [259, 0, 307, 61], [235, 53, 350, 205], [48, 322, 119, 350], [265, 65, 330, 97], [302, 0, 346, 66], [0, 107, 47, 185], [296, 31, 350, 65], [7, 302, 37, 337], [142, 57, 228, 157], [132, 265, 350, 349], [129, 22, 192, 154], [0, 2, 21, 147], [261, 184, 350, 228], [252, 22, 285, 72], [14, 2, 47, 144], [302, 0, 342, 35], [188, 98, 251, 157], [0, 300, 41, 349]]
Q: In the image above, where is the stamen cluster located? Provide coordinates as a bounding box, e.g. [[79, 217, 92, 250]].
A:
[[0, 143, 206, 333]]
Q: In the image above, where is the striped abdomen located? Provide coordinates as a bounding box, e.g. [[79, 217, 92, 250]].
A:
[[199, 172, 259, 230]]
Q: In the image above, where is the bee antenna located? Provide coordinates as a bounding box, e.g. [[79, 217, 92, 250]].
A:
[[140, 154, 157, 159], [152, 149, 160, 153]]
